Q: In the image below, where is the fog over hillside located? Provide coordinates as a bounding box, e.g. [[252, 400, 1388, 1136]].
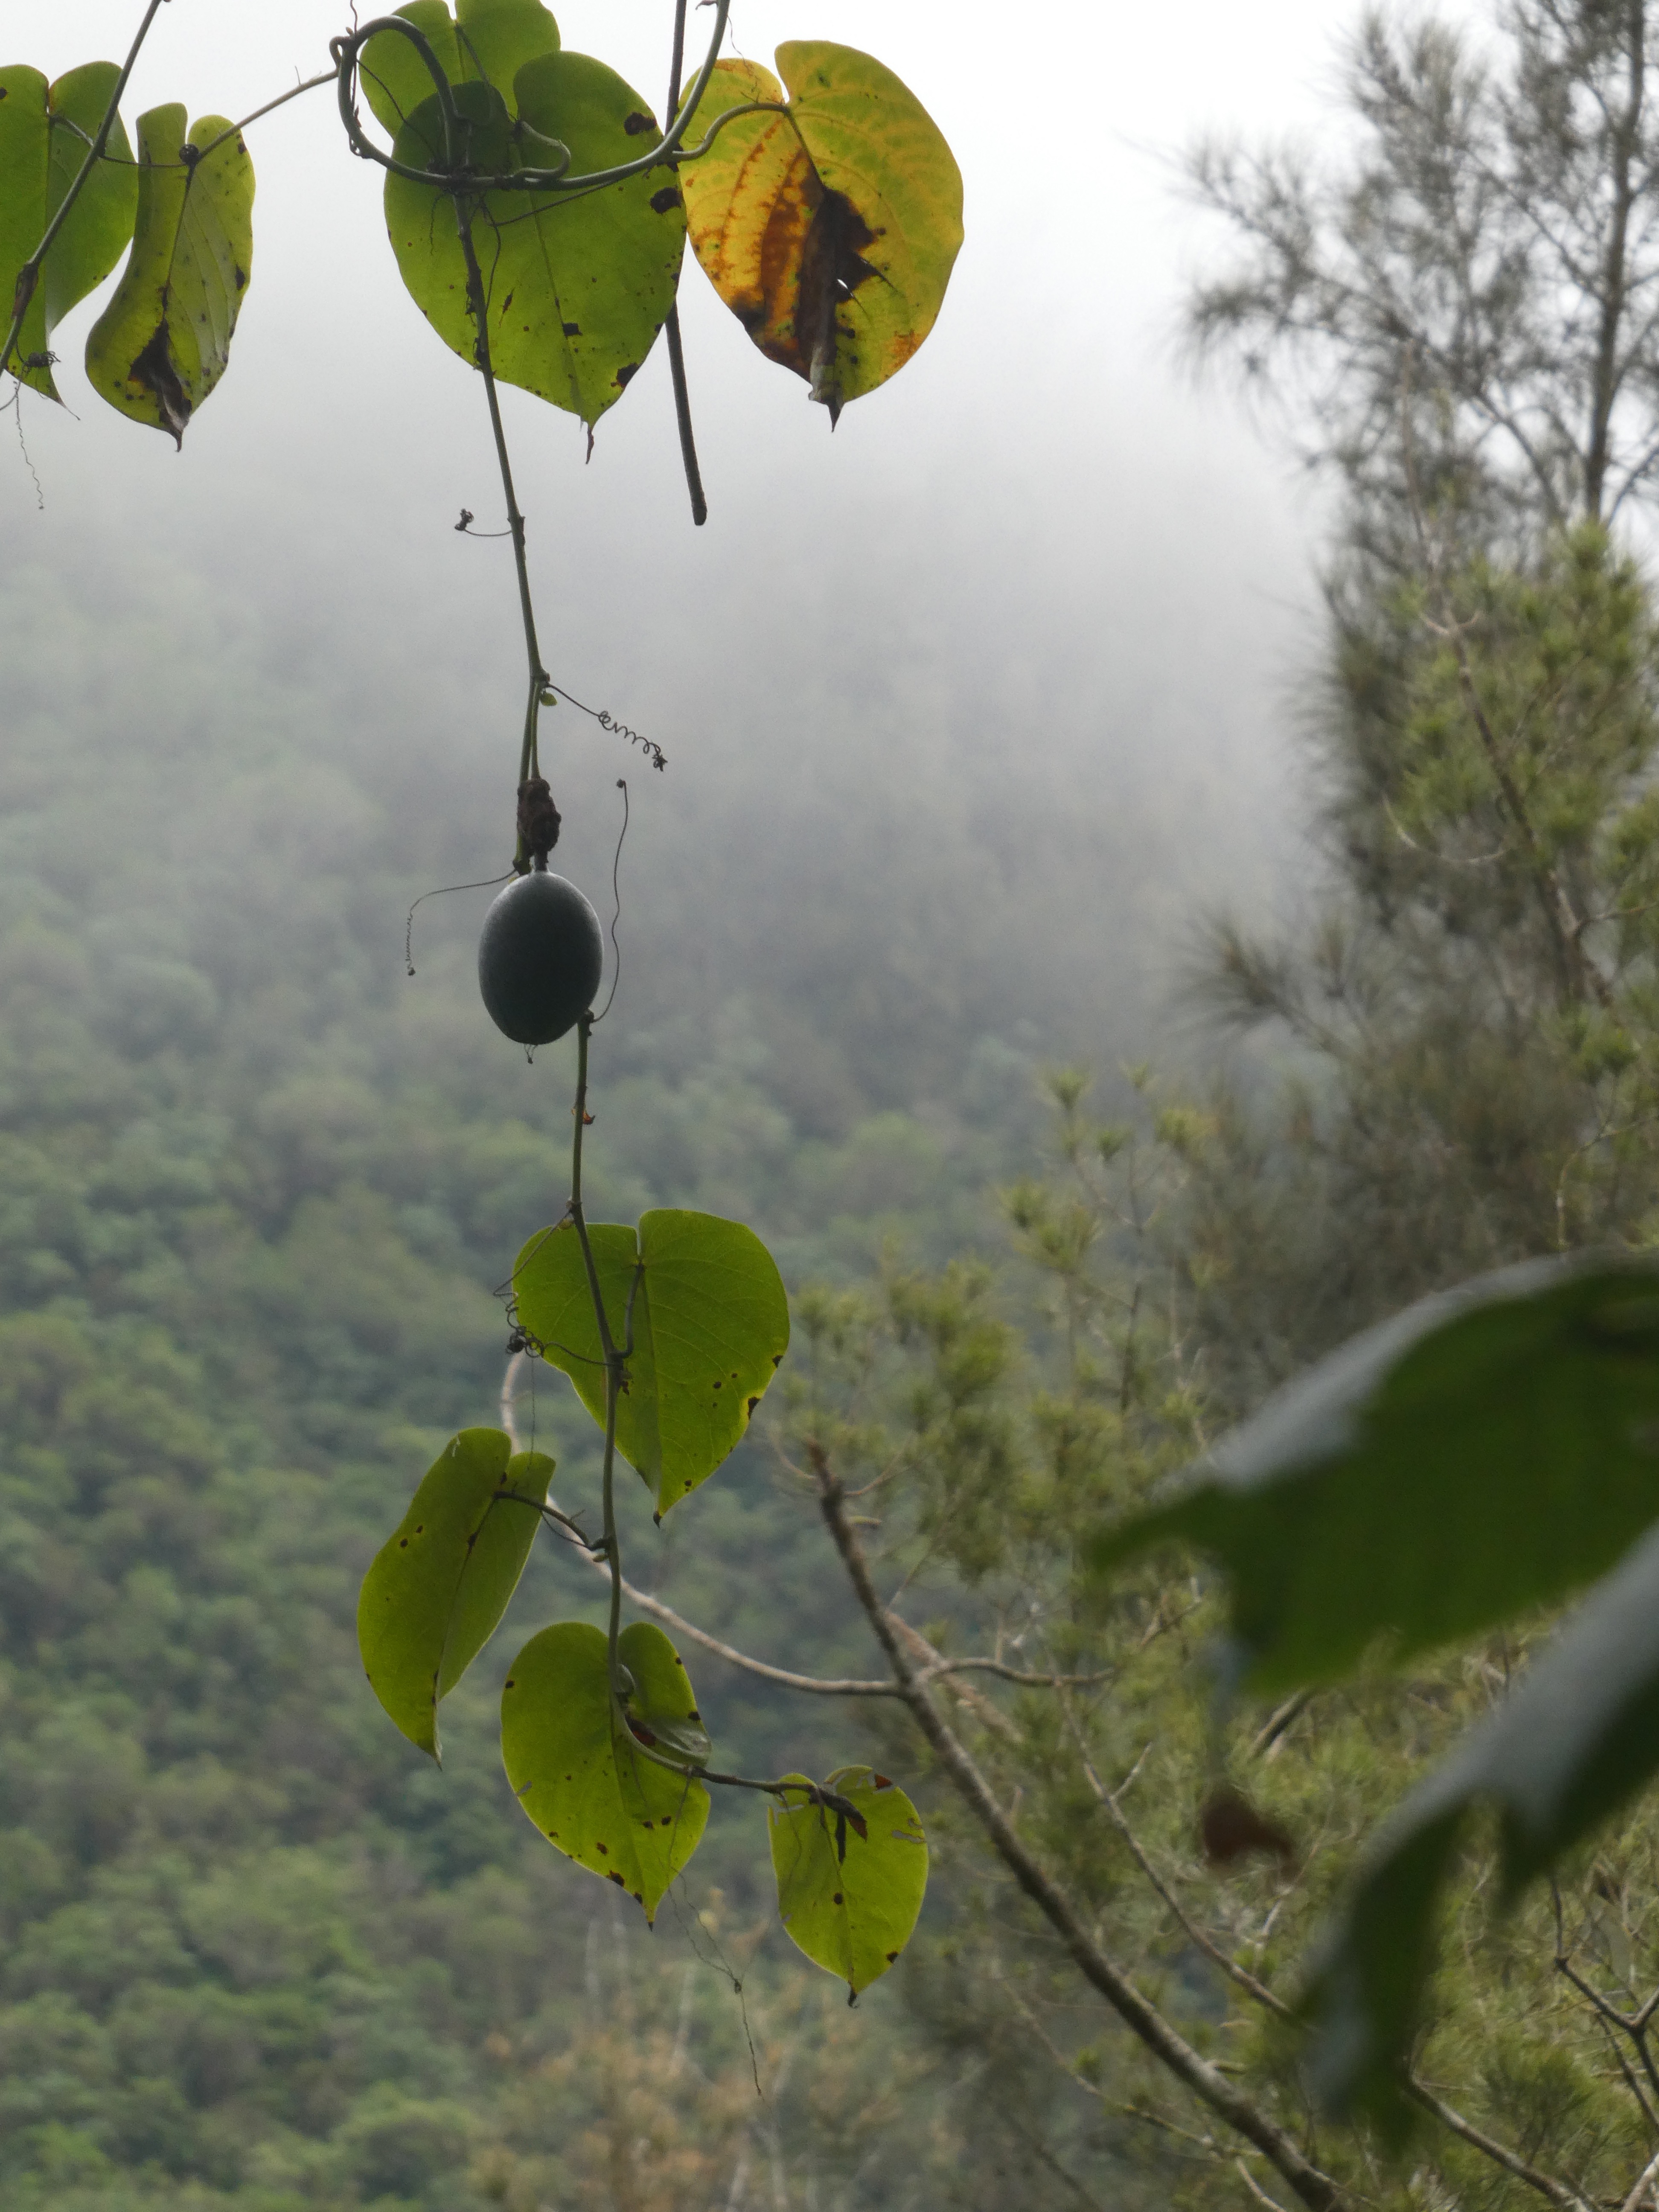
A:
[[6, 0, 1349, 1105]]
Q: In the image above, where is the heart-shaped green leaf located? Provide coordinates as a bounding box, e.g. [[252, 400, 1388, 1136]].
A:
[[84, 102, 254, 444], [768, 1765, 928, 1997], [381, 50, 685, 429], [1088, 1256, 1659, 1693], [0, 62, 139, 398], [359, 0, 561, 138], [678, 43, 962, 422], [358, 1426, 552, 1760], [512, 1208, 789, 1516], [502, 1619, 710, 1919]]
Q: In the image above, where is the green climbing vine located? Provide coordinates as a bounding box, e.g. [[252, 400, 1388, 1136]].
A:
[[2, 0, 959, 1998]]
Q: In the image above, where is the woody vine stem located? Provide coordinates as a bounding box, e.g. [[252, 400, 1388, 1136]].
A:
[[560, 1016, 869, 1836], [329, 2, 767, 853], [330, 12, 859, 1831]]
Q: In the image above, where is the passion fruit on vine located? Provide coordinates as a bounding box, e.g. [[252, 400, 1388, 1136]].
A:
[[478, 866, 604, 1045]]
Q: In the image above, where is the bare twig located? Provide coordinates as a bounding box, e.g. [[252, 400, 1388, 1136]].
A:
[[888, 1611, 1019, 1740], [1059, 1697, 1294, 2024], [595, 1563, 898, 1700], [1249, 1691, 1315, 1761], [1405, 2076, 1592, 2212], [921, 1655, 1117, 1690], [1557, 1957, 1659, 2109], [1236, 2158, 1291, 2212], [1621, 2143, 1659, 2212]]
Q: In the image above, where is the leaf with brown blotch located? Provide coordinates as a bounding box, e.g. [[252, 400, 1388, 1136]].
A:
[[677, 44, 961, 425], [84, 103, 254, 444]]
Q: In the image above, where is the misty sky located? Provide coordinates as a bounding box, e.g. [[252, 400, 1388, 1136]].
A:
[[4, 0, 1412, 1050]]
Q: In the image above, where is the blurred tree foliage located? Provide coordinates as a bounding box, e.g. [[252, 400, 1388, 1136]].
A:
[[1186, 522, 1659, 1400], [1174, 0, 1659, 1397], [780, 1075, 1659, 2211], [1185, 0, 1659, 541]]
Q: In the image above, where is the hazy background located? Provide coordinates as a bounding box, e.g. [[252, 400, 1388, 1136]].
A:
[[6, 0, 1352, 1099]]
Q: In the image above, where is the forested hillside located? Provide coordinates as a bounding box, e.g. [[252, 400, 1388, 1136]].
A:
[[0, 478, 1205, 2205]]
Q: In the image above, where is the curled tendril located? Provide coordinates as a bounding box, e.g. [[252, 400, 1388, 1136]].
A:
[[543, 684, 667, 771]]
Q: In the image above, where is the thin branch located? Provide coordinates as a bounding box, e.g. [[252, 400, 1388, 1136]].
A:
[[1621, 2143, 1659, 2212], [190, 69, 341, 165], [1405, 2076, 1593, 2212], [662, 0, 707, 525], [1250, 1691, 1315, 1760], [1236, 2160, 1291, 2212], [888, 1611, 1019, 1740], [809, 1441, 1345, 2212], [920, 1655, 1117, 1690], [593, 1560, 898, 1698], [1558, 1957, 1659, 2108], [1011, 2119, 1109, 2212], [1059, 1697, 1293, 2024]]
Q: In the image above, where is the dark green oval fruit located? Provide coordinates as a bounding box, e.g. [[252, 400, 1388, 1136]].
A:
[[478, 869, 604, 1045]]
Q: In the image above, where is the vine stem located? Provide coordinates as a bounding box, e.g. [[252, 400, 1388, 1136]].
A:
[[189, 70, 341, 168], [3, 0, 169, 386], [566, 1017, 634, 1700], [54, 67, 341, 172], [333, 15, 547, 837], [562, 1022, 856, 1805], [663, 0, 708, 525], [335, 6, 733, 197], [452, 201, 547, 815]]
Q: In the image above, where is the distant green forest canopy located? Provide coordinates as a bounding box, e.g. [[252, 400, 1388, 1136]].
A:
[[0, 522, 1185, 2208]]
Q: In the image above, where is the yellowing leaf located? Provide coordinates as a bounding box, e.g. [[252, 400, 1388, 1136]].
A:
[[84, 103, 254, 444], [678, 44, 961, 422]]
